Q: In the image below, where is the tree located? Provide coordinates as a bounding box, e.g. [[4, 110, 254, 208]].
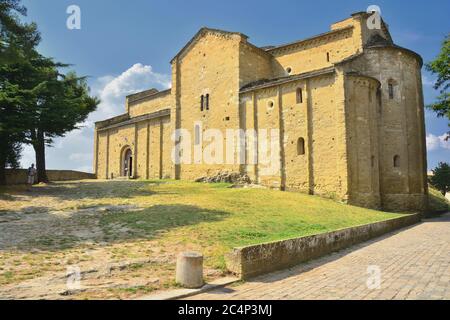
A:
[[0, 0, 40, 64], [0, 80, 26, 183], [1, 54, 99, 184], [24, 63, 100, 182], [426, 35, 450, 139], [430, 162, 450, 196], [0, 0, 40, 184], [1, 0, 99, 184]]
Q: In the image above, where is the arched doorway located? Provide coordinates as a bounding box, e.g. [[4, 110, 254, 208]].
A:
[[122, 148, 133, 178]]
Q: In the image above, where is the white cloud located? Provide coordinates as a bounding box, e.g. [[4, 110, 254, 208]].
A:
[[20, 64, 171, 173], [69, 153, 92, 162], [94, 63, 171, 120], [427, 133, 450, 151]]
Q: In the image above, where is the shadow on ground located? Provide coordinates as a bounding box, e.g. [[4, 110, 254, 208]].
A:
[[0, 203, 230, 252], [0, 180, 232, 252], [99, 204, 230, 243], [0, 180, 172, 202]]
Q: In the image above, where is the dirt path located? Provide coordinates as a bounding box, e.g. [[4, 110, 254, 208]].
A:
[[0, 181, 220, 299]]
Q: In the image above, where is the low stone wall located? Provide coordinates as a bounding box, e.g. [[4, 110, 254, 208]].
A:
[[5, 169, 95, 185], [225, 213, 422, 279]]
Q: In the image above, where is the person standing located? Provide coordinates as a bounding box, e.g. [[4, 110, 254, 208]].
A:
[[27, 164, 37, 189]]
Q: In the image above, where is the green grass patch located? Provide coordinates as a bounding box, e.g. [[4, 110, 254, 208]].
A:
[[99, 180, 405, 269], [428, 186, 450, 213]]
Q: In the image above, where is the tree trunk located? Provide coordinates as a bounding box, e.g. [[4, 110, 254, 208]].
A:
[[0, 141, 7, 185], [0, 159, 6, 186], [34, 129, 48, 183]]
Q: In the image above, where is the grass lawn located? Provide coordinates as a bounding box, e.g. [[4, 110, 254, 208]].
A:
[[98, 181, 407, 265], [428, 186, 450, 213], [0, 180, 409, 299]]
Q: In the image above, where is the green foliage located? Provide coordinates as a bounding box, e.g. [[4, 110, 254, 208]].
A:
[[0, 0, 100, 183], [0, 0, 40, 182], [0, 0, 41, 64], [430, 162, 450, 196], [14, 56, 100, 146], [4, 142, 22, 169], [23, 60, 100, 182], [29, 70, 100, 145], [426, 35, 450, 138]]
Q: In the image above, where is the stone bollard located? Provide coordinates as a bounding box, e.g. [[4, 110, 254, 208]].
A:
[[176, 252, 204, 289]]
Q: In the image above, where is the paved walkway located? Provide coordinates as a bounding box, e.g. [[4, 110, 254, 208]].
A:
[[190, 213, 450, 300]]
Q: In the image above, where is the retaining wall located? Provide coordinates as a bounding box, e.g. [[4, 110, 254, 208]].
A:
[[225, 213, 422, 279], [4, 169, 95, 185]]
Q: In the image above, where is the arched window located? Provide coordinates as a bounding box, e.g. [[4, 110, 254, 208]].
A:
[[388, 83, 394, 99], [296, 88, 303, 104], [297, 138, 305, 155], [200, 95, 204, 111], [393, 155, 400, 168], [387, 79, 397, 100]]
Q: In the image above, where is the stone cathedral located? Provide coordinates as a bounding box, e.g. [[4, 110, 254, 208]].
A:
[[94, 12, 428, 211]]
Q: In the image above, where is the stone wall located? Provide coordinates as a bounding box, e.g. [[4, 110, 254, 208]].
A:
[[344, 74, 382, 208], [173, 30, 243, 180], [340, 46, 428, 211], [4, 169, 95, 185], [268, 25, 358, 77], [95, 114, 172, 180], [128, 90, 172, 118], [226, 213, 422, 279], [239, 41, 273, 87], [239, 70, 348, 198]]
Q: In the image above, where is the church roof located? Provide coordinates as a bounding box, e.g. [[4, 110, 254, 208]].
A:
[[263, 26, 354, 53], [127, 88, 171, 105], [364, 42, 423, 67], [96, 109, 171, 132], [127, 88, 160, 104], [240, 66, 335, 93], [170, 27, 248, 63]]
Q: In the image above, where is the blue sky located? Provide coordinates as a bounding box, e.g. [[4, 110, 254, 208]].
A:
[[19, 0, 450, 172]]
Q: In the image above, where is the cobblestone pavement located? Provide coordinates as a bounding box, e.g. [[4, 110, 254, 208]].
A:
[[190, 213, 450, 300]]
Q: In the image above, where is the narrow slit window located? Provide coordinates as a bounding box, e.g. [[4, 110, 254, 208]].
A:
[[200, 95, 204, 111], [393, 155, 400, 168], [296, 88, 303, 104], [206, 94, 210, 110], [326, 52, 330, 62], [297, 138, 305, 155], [388, 83, 394, 99]]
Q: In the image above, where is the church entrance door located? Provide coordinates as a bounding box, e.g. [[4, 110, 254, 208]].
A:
[[123, 148, 133, 178]]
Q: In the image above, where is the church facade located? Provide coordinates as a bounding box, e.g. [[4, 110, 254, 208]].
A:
[[94, 12, 428, 211]]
